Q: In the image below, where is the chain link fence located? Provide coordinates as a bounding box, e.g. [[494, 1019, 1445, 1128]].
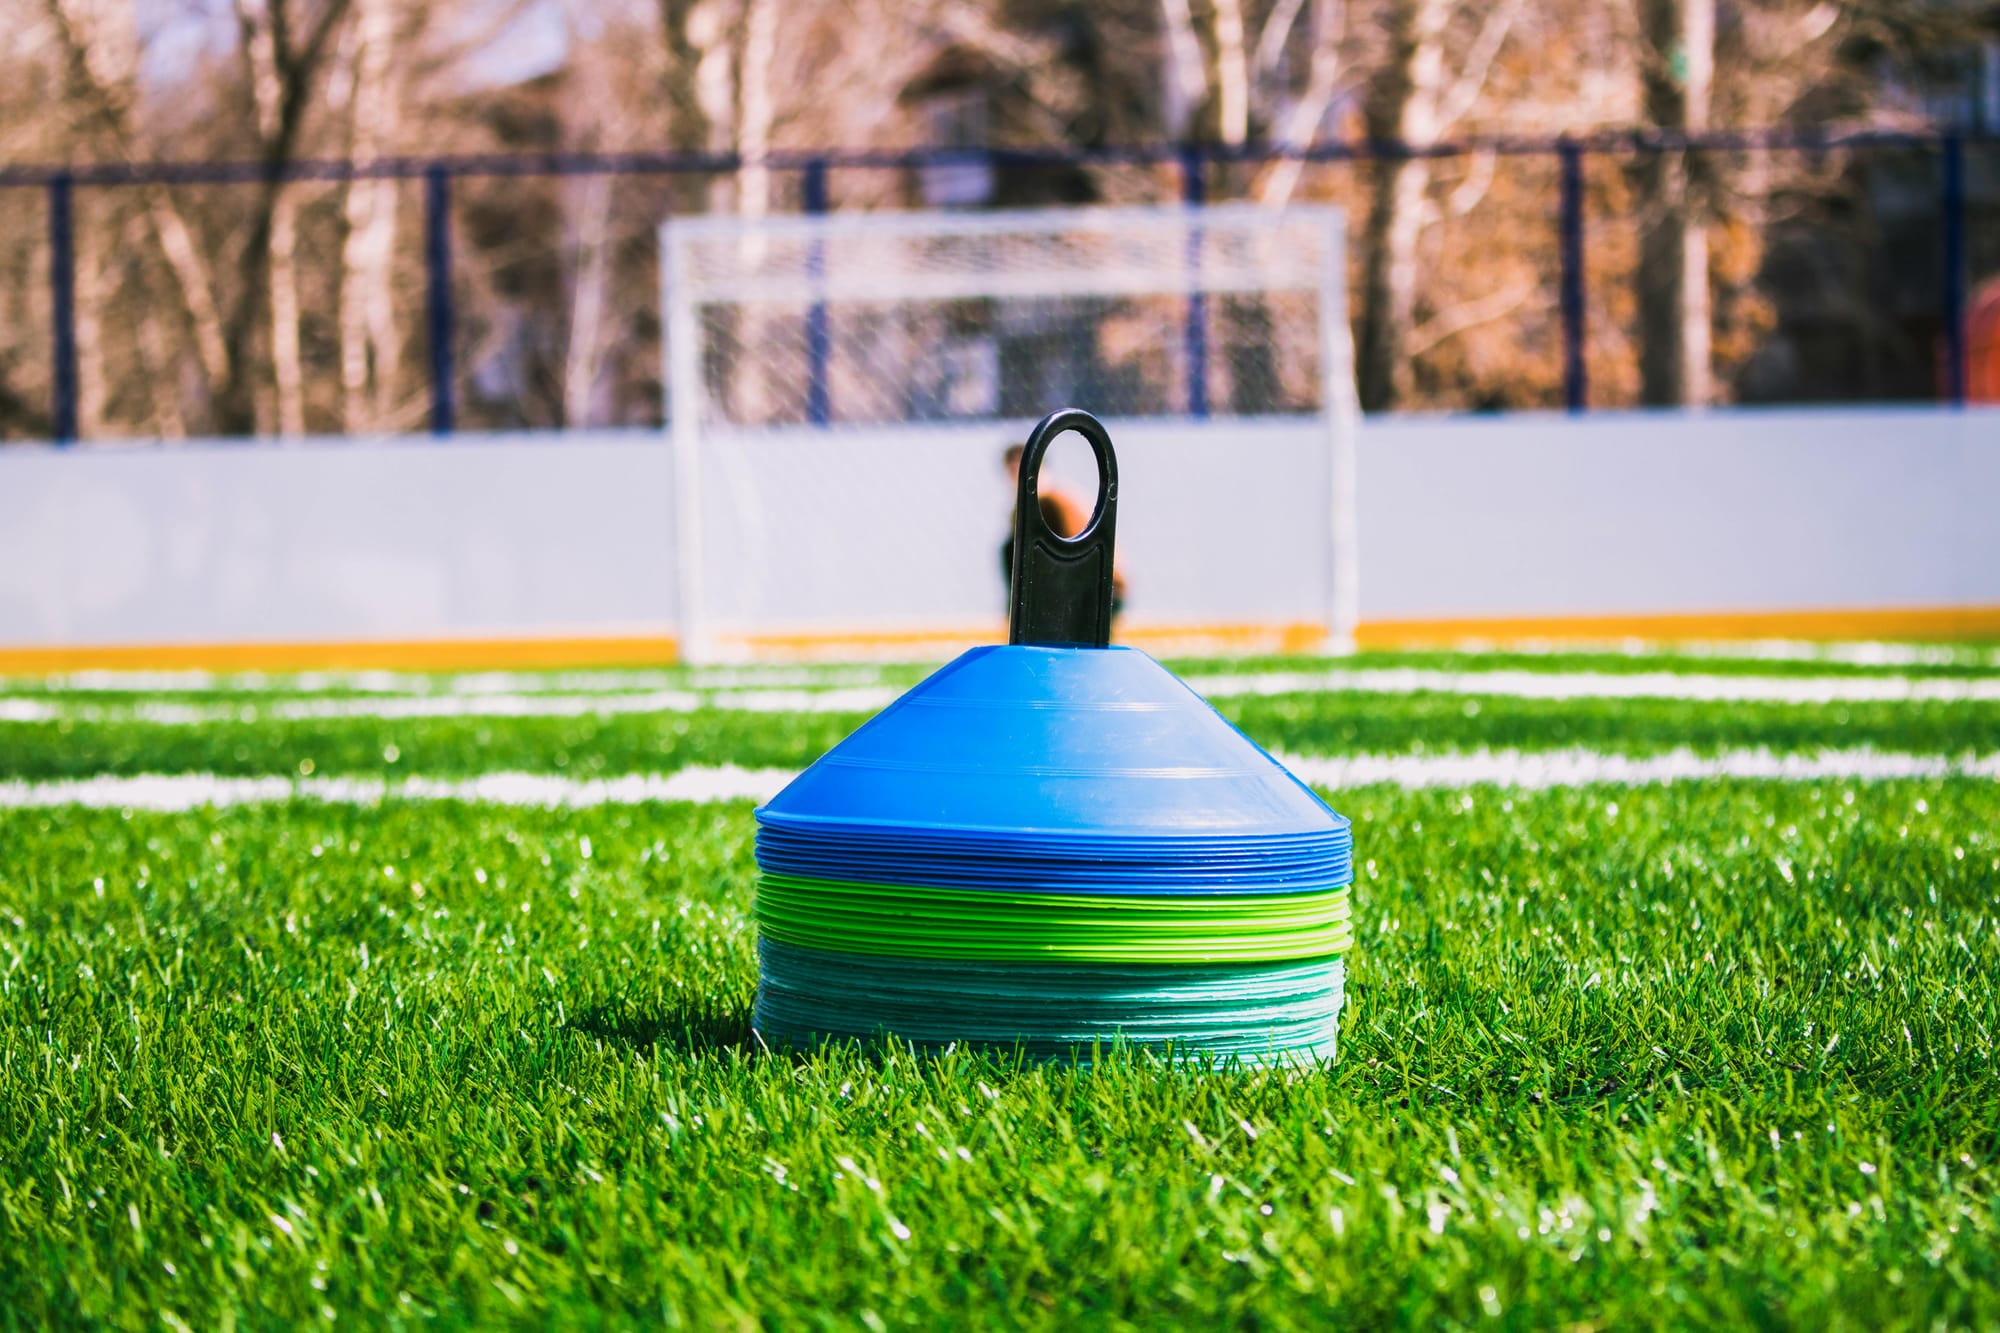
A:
[[1, 133, 1994, 442]]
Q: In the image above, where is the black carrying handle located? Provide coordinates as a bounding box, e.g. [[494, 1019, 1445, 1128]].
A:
[[1008, 408, 1119, 649]]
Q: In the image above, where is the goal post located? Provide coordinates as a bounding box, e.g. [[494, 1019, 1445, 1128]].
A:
[[661, 203, 1359, 663]]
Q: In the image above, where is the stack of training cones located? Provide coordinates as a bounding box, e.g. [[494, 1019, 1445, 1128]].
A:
[[752, 409, 1354, 1065]]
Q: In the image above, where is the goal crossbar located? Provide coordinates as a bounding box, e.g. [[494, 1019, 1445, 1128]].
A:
[[667, 203, 1342, 303]]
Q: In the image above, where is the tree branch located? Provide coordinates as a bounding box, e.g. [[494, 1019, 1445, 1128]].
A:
[[1255, 0, 1346, 205], [1253, 0, 1308, 83], [1434, 0, 1523, 134], [1158, 0, 1208, 138], [1407, 276, 1537, 358]]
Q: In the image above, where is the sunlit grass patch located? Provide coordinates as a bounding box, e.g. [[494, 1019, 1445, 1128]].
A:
[[1, 776, 1995, 1325]]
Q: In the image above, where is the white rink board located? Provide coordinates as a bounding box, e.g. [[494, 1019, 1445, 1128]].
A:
[[0, 434, 675, 648], [691, 418, 1333, 633], [1357, 407, 2000, 621], [1, 406, 1996, 654]]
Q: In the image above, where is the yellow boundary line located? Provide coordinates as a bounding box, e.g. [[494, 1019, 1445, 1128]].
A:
[[0, 637, 682, 673], [2, 608, 1996, 672], [1351, 607, 2000, 649]]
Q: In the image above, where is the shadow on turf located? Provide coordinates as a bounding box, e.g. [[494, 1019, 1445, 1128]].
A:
[[567, 1003, 759, 1057], [567, 1003, 1270, 1076], [565, 1003, 1048, 1072]]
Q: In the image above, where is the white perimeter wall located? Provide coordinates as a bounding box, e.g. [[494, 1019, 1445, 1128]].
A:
[[0, 435, 675, 647], [1358, 408, 2000, 622], [691, 418, 1335, 633], [1, 406, 1995, 653]]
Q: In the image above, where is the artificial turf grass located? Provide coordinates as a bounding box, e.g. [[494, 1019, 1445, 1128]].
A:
[[2, 780, 1996, 1327], [3, 691, 1998, 782]]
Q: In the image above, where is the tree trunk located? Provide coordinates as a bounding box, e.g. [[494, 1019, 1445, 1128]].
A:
[[136, 308, 190, 439], [1212, 0, 1250, 145], [1157, 0, 1208, 139], [215, 0, 351, 435], [74, 211, 107, 439], [726, 0, 780, 423], [562, 173, 614, 428], [660, 0, 739, 203], [736, 0, 777, 219], [662, 0, 748, 415], [339, 175, 402, 431], [1637, 0, 1714, 407], [44, 0, 232, 420], [240, 0, 301, 436], [1356, 0, 1446, 412], [268, 189, 307, 436], [143, 192, 232, 397], [123, 212, 191, 437], [339, 0, 401, 433], [1256, 0, 1342, 207]]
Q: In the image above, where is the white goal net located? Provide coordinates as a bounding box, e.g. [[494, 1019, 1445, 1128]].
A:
[[661, 203, 1358, 663]]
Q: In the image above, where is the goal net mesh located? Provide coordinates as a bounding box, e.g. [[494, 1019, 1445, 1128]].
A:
[[663, 204, 1355, 661]]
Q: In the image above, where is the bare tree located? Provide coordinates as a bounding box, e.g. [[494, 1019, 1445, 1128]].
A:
[[60, 184, 110, 438], [1159, 0, 1211, 137], [221, 0, 352, 436], [1256, 0, 1348, 207], [1636, 0, 1714, 407], [1160, 0, 1332, 147], [335, 0, 405, 433], [42, 0, 234, 426], [1355, 0, 1522, 411], [659, 0, 740, 177], [736, 0, 780, 217], [559, 173, 615, 428], [1213, 0, 1252, 143]]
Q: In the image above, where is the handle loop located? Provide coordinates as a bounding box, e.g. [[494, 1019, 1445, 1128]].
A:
[[1008, 408, 1119, 649]]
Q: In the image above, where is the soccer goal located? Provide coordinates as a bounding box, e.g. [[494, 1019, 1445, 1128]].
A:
[[660, 203, 1359, 663]]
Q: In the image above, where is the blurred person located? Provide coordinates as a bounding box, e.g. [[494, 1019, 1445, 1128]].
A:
[[1967, 276, 2000, 403], [1001, 441, 1126, 628]]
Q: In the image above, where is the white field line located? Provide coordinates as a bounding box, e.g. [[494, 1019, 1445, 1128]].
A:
[[0, 686, 899, 724], [2, 665, 894, 696], [3, 748, 1996, 812], [1273, 748, 2000, 789], [1185, 668, 2000, 705], [1444, 638, 1998, 668], [4, 667, 2000, 725], [0, 765, 798, 812]]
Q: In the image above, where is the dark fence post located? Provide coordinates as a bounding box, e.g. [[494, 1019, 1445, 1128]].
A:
[[1179, 143, 1209, 419], [802, 157, 831, 427], [48, 173, 78, 444], [1557, 138, 1587, 415], [424, 165, 455, 436], [1942, 130, 1967, 408]]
